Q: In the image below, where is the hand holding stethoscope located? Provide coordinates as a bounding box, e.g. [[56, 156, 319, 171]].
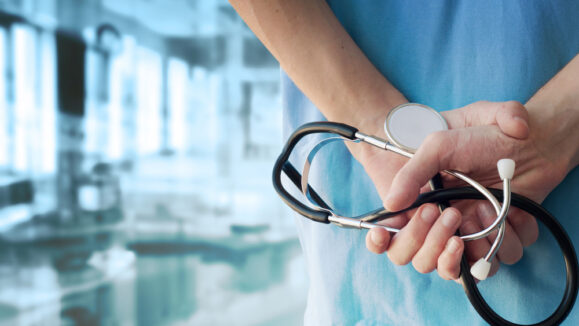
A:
[[272, 102, 578, 325], [367, 101, 548, 279]]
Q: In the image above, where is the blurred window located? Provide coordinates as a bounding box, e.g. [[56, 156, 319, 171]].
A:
[[168, 57, 188, 154], [13, 23, 36, 173], [38, 30, 56, 174], [136, 46, 163, 155], [0, 27, 7, 169]]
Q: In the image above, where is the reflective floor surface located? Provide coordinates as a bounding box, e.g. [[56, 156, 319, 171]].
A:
[[0, 230, 307, 326]]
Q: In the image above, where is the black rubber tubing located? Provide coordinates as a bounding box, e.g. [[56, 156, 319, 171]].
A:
[[416, 187, 578, 326], [273, 120, 577, 325], [272, 122, 358, 223], [278, 161, 578, 325]]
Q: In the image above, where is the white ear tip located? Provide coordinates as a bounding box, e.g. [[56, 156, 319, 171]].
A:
[[497, 158, 515, 180], [470, 258, 492, 280]]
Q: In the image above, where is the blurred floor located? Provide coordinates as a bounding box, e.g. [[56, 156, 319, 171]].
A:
[[0, 230, 308, 326]]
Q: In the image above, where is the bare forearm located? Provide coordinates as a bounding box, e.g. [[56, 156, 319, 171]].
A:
[[229, 0, 406, 135], [525, 53, 579, 173]]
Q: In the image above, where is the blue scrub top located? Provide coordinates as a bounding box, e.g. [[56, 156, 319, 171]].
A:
[[282, 1, 579, 325]]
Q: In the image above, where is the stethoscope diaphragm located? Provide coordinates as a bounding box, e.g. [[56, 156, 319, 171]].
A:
[[385, 103, 448, 153]]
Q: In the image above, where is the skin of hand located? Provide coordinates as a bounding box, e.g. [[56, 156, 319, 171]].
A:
[[368, 52, 579, 280], [365, 100, 537, 280]]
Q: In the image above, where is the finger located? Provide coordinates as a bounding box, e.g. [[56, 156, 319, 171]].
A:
[[477, 203, 523, 265], [387, 204, 439, 265], [437, 236, 464, 280], [412, 208, 462, 273], [495, 101, 530, 139], [366, 212, 412, 254], [507, 207, 539, 247], [489, 258, 500, 278], [366, 227, 392, 254], [447, 101, 529, 139], [384, 131, 456, 211]]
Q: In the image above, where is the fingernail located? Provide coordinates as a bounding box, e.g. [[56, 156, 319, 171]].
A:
[[442, 209, 459, 227], [371, 229, 386, 247], [446, 237, 460, 254], [421, 205, 438, 224]]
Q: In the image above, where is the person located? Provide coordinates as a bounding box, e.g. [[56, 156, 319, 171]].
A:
[[230, 1, 579, 324]]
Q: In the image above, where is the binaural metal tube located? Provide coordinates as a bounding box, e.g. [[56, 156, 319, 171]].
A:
[[357, 134, 505, 239], [446, 170, 504, 241], [328, 215, 400, 233], [484, 179, 511, 261], [312, 132, 511, 263], [357, 133, 513, 262]]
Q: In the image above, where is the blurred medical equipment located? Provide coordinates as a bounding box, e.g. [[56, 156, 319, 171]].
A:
[[272, 103, 578, 326]]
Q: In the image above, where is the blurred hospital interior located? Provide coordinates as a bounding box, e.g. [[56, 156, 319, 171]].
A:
[[0, 0, 307, 325]]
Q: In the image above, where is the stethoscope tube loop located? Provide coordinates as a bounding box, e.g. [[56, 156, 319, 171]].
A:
[[272, 122, 359, 224], [438, 187, 578, 326], [273, 120, 578, 325], [376, 180, 578, 325]]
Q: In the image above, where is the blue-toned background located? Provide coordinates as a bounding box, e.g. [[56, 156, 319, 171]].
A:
[[0, 0, 307, 325]]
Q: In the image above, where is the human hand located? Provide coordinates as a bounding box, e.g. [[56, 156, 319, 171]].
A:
[[373, 100, 575, 280], [352, 103, 473, 280], [362, 100, 573, 280]]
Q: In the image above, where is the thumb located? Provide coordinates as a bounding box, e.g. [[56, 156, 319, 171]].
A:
[[495, 101, 530, 139], [447, 101, 529, 139]]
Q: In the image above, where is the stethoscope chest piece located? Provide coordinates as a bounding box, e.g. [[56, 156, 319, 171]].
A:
[[385, 103, 448, 153]]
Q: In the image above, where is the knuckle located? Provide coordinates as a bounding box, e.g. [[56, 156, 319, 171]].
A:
[[446, 207, 462, 224], [507, 212, 524, 227], [460, 219, 480, 235], [436, 257, 451, 280], [367, 244, 384, 255], [508, 100, 525, 110], [503, 100, 526, 114], [387, 250, 409, 266], [365, 233, 386, 254], [464, 240, 489, 262], [412, 257, 433, 274], [499, 245, 523, 265], [526, 228, 539, 246], [423, 131, 446, 147], [509, 214, 539, 247], [438, 272, 451, 281], [439, 268, 456, 281], [404, 233, 422, 252], [423, 131, 456, 168]]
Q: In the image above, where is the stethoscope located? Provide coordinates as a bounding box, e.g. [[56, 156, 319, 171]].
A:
[[272, 103, 578, 326]]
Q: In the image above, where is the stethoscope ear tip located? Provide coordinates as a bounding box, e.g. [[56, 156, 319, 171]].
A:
[[470, 258, 492, 280], [497, 158, 516, 180]]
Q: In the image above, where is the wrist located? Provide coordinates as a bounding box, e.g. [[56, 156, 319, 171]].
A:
[[525, 53, 579, 172], [328, 85, 407, 133], [526, 99, 579, 174], [346, 96, 408, 160], [357, 97, 408, 135]]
